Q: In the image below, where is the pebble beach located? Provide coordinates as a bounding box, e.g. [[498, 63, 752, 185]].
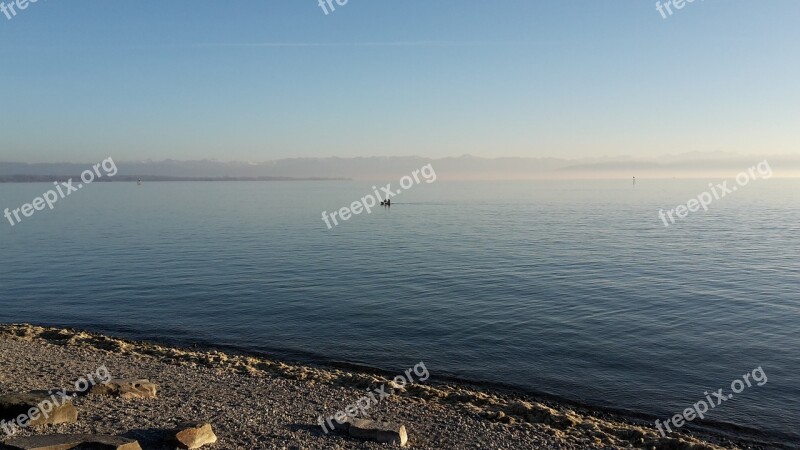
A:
[[0, 324, 778, 450]]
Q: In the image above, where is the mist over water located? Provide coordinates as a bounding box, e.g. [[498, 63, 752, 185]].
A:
[[1, 179, 798, 444]]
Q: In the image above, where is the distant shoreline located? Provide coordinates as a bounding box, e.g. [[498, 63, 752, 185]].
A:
[[0, 175, 351, 183]]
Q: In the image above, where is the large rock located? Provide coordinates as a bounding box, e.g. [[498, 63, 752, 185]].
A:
[[0, 392, 77, 427], [171, 422, 218, 449], [348, 419, 408, 447], [0, 434, 141, 450], [89, 379, 157, 399]]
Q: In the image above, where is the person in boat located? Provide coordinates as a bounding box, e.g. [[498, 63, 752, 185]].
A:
[[386, 199, 391, 206]]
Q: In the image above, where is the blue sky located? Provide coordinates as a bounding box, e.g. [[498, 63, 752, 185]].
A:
[[0, 0, 798, 163]]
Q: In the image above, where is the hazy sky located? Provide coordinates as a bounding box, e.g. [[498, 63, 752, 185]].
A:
[[1, 0, 798, 163]]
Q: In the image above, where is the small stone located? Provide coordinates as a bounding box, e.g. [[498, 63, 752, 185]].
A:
[[90, 379, 157, 399], [172, 422, 218, 449], [387, 380, 406, 391], [0, 392, 77, 427], [0, 434, 141, 450], [348, 419, 408, 447]]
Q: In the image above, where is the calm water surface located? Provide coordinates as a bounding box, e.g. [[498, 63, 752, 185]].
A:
[[1, 179, 798, 444]]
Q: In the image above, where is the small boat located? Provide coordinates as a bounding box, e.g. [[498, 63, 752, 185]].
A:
[[137, 178, 142, 186]]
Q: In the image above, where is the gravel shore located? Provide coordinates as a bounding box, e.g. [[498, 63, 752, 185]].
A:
[[0, 324, 766, 449]]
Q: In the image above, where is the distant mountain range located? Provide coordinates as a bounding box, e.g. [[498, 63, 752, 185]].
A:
[[0, 174, 349, 183], [1, 153, 799, 181]]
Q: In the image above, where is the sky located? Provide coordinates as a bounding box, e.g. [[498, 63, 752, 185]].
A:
[[0, 0, 798, 163]]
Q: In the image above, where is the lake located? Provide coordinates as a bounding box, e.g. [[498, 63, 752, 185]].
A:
[[1, 178, 798, 445]]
